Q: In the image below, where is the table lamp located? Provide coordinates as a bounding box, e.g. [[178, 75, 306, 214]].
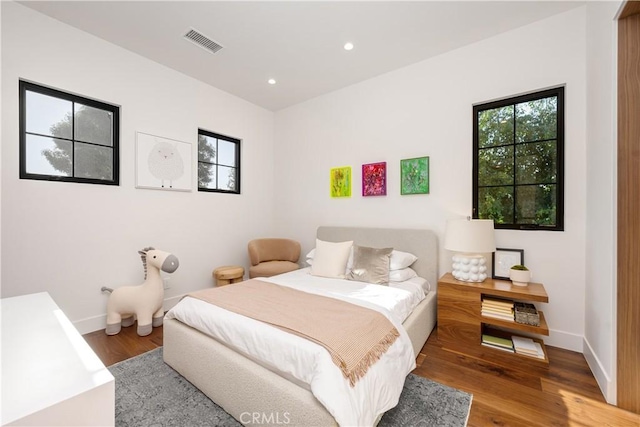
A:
[[444, 218, 496, 282]]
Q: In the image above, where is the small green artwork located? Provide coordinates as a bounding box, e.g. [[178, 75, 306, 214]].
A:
[[330, 166, 352, 198], [401, 156, 429, 195]]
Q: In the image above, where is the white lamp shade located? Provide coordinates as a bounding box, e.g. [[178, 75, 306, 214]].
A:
[[444, 219, 496, 253]]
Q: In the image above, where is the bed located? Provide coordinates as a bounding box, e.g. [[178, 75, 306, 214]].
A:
[[163, 226, 438, 426]]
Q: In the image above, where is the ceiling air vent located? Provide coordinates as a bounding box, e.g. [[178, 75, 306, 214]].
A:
[[183, 28, 223, 54]]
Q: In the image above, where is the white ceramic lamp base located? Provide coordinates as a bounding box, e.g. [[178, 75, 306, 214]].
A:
[[451, 254, 487, 282]]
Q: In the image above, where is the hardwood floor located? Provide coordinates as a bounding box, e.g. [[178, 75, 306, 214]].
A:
[[83, 324, 163, 366], [417, 330, 639, 426], [84, 326, 640, 426]]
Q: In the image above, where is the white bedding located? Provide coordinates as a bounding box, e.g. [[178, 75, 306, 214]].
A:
[[165, 268, 426, 427]]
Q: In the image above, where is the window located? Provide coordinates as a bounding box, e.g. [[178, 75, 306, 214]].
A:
[[473, 87, 564, 230], [197, 129, 241, 194], [19, 80, 119, 185]]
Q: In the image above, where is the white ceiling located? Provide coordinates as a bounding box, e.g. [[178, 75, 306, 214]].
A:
[[21, 1, 583, 111]]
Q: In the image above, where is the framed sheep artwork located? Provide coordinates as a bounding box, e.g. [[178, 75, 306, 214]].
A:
[[136, 132, 192, 191]]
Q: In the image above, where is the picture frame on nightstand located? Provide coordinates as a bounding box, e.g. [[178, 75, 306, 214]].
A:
[[492, 248, 524, 280]]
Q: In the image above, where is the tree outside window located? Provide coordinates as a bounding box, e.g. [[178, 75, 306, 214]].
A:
[[197, 129, 241, 194], [473, 87, 564, 231], [19, 80, 119, 185]]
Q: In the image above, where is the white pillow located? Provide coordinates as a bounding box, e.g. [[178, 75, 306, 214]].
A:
[[388, 267, 417, 282], [390, 250, 418, 270], [305, 248, 315, 267], [306, 247, 354, 271], [309, 239, 353, 279]]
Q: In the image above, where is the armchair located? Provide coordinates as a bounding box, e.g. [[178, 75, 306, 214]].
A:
[[248, 238, 301, 278]]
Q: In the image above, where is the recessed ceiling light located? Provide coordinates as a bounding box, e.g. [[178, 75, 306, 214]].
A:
[[268, 79, 276, 85], [344, 42, 354, 51]]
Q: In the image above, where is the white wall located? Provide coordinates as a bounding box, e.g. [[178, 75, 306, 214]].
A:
[[0, 1, 3, 294], [584, 1, 620, 404], [274, 7, 588, 351], [1, 2, 276, 333]]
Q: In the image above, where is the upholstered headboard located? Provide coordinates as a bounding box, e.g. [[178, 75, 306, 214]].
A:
[[316, 226, 438, 291]]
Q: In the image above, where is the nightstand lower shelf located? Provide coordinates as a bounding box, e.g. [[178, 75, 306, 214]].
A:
[[482, 326, 549, 364]]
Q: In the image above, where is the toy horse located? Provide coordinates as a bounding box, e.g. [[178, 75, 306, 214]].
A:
[[102, 247, 179, 336]]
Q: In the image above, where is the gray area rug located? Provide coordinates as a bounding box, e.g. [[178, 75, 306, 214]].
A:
[[109, 347, 472, 427]]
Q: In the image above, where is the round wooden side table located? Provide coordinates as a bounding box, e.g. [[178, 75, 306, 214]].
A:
[[212, 265, 245, 286]]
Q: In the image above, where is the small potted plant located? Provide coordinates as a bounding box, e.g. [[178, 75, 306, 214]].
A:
[[509, 265, 531, 287]]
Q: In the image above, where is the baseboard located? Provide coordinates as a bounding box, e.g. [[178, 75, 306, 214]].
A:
[[73, 313, 109, 335], [72, 293, 187, 335], [583, 337, 616, 404], [545, 331, 616, 404], [544, 328, 583, 352]]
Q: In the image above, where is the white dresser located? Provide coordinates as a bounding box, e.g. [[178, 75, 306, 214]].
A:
[[1, 292, 114, 426]]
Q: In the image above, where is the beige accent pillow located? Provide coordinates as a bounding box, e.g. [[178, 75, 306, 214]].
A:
[[347, 245, 393, 285], [305, 247, 355, 272], [309, 239, 353, 279]]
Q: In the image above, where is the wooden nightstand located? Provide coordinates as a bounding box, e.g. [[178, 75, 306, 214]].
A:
[[437, 272, 550, 366]]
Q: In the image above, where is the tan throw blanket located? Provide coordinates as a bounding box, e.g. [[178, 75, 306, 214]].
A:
[[188, 279, 400, 387]]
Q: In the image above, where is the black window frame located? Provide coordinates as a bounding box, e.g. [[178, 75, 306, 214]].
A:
[[197, 128, 241, 195], [472, 86, 565, 231], [19, 80, 119, 186]]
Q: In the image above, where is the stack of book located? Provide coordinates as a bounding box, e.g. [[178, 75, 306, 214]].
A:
[[481, 297, 514, 322], [481, 334, 514, 353], [512, 336, 545, 359]]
